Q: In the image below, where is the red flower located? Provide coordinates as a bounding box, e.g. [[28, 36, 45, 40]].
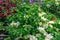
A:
[[12, 3, 17, 7], [7, 11, 11, 15], [51, 18, 57, 20], [0, 7, 2, 11], [7, 4, 12, 9], [13, 10, 17, 13], [0, 13, 6, 18]]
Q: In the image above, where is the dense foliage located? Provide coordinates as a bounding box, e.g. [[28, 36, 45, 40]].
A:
[[0, 0, 60, 40]]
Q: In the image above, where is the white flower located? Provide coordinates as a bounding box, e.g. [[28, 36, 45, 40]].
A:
[[46, 4, 51, 8], [46, 34, 53, 39], [30, 35, 37, 40], [38, 27, 47, 35], [10, 21, 20, 27], [49, 24, 53, 28], [58, 21, 60, 24], [10, 21, 15, 27], [41, 17, 47, 21], [44, 23, 53, 29], [38, 12, 46, 17], [16, 22, 20, 27], [55, 0, 59, 5], [41, 12, 46, 15], [45, 38, 50, 40], [36, 34, 41, 37], [55, 2, 59, 5], [55, 0, 59, 2], [39, 22, 42, 26], [24, 35, 30, 39], [15, 37, 20, 40], [44, 23, 49, 29], [38, 13, 43, 17], [48, 21, 54, 24], [45, 34, 53, 40], [24, 15, 29, 18], [38, 7, 41, 11], [38, 27, 44, 31]]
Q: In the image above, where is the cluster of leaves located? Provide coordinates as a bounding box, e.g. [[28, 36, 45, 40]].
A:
[[0, 0, 59, 40], [41, 0, 60, 17]]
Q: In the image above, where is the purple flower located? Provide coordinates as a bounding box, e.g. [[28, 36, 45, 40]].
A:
[[38, 0, 42, 4], [30, 0, 34, 4]]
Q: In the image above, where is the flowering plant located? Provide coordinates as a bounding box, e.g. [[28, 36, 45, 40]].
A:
[[0, 0, 59, 40], [0, 0, 17, 21], [3, 2, 60, 40]]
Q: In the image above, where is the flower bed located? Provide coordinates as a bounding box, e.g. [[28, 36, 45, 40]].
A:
[[0, 0, 60, 40]]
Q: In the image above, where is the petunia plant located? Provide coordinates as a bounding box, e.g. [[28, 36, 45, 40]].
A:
[[0, 0, 17, 21]]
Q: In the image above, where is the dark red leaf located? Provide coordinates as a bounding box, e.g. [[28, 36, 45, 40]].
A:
[[51, 18, 57, 20]]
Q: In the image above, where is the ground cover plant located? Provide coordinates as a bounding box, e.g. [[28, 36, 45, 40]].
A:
[[0, 0, 60, 40]]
